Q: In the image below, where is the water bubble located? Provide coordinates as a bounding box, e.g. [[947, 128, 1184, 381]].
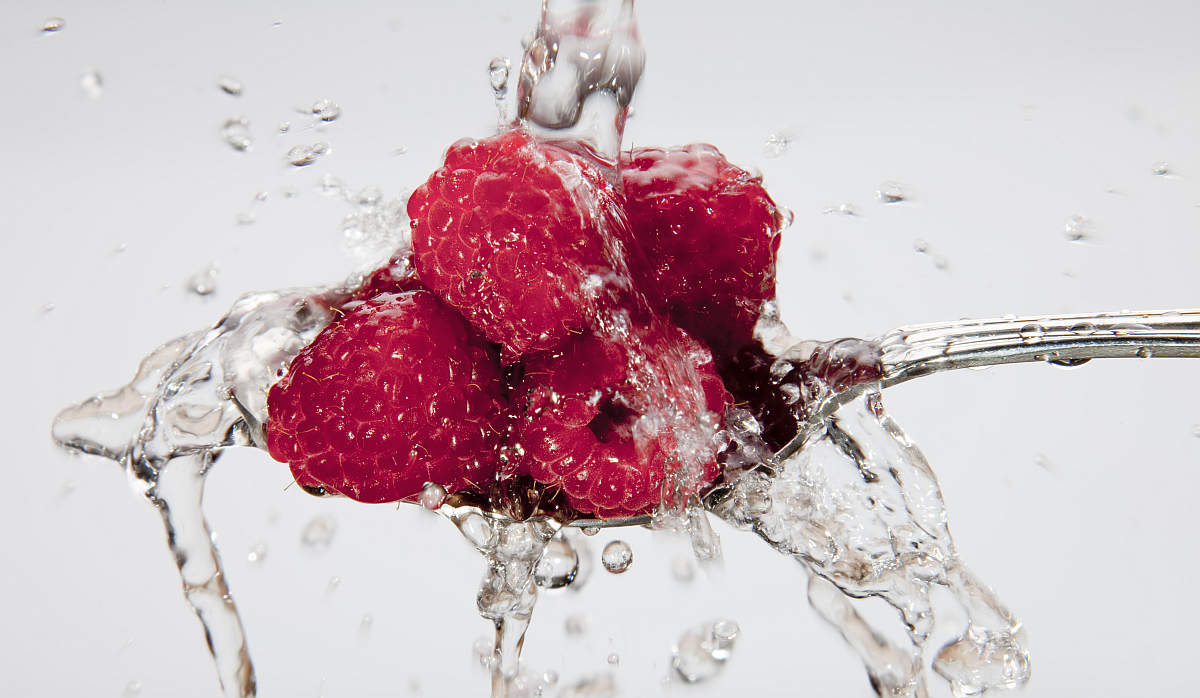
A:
[[300, 514, 337, 549], [606, 652, 620, 666], [217, 75, 244, 96], [247, 542, 268, 565], [221, 117, 252, 152], [601, 540, 633, 574], [287, 142, 329, 167], [488, 56, 511, 95], [310, 99, 341, 122], [419, 482, 447, 510], [42, 17, 66, 33], [762, 133, 792, 159], [876, 181, 907, 204], [122, 680, 143, 697], [1151, 161, 1171, 176], [1064, 214, 1094, 242], [185, 265, 219, 296], [80, 68, 103, 99], [670, 620, 739, 684], [564, 614, 588, 636], [534, 538, 579, 589]]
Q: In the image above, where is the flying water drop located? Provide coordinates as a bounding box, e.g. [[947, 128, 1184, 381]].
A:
[[287, 142, 329, 167], [218, 76, 244, 96], [670, 620, 739, 683], [534, 537, 579, 589], [600, 540, 632, 574], [221, 117, 253, 152]]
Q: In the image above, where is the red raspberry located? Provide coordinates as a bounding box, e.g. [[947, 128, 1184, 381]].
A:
[[264, 290, 505, 503], [508, 319, 729, 518], [621, 144, 784, 357], [408, 129, 632, 362], [352, 250, 422, 300]]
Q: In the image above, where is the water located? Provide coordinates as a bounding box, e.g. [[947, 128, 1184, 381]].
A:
[[81, 68, 103, 99], [218, 76, 244, 96], [309, 99, 341, 122], [877, 181, 908, 204], [670, 619, 739, 684], [42, 17, 66, 33], [600, 540, 633, 574], [221, 117, 253, 152], [300, 515, 337, 549], [287, 142, 329, 167]]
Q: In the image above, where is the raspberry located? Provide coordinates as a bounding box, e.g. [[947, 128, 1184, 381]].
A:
[[621, 144, 784, 357], [408, 129, 631, 362], [508, 319, 728, 518], [264, 290, 505, 503], [352, 250, 422, 300]]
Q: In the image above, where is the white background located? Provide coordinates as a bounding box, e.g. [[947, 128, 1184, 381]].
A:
[[3, 1, 1199, 696]]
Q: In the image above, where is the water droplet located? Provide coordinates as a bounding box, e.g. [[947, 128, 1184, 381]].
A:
[[564, 614, 588, 636], [278, 121, 291, 133], [418, 482, 447, 510], [601, 540, 633, 574], [355, 186, 383, 207], [287, 142, 329, 167], [1018, 323, 1046, 343], [247, 542, 268, 565], [217, 75, 244, 96], [488, 56, 511, 95], [1033, 453, 1051, 470], [221, 117, 252, 152], [1151, 161, 1171, 176], [606, 652, 620, 666], [310, 99, 341, 122], [392, 145, 408, 156], [473, 636, 497, 669], [1191, 424, 1200, 438], [762, 133, 792, 159], [778, 383, 801, 405], [80, 68, 103, 99], [1048, 357, 1091, 368], [913, 238, 929, 254], [1136, 347, 1153, 358], [534, 538, 579, 588], [670, 620, 739, 684], [185, 265, 219, 297], [542, 670, 559, 686], [326, 576, 342, 592], [1064, 214, 1094, 242], [235, 211, 256, 226], [876, 181, 907, 204], [670, 554, 695, 583], [933, 254, 950, 270], [40, 303, 57, 314], [42, 17, 66, 33], [823, 202, 859, 216], [122, 680, 143, 697], [581, 526, 599, 536], [301, 514, 337, 549]]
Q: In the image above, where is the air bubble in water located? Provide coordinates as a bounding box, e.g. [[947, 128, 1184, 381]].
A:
[[419, 482, 447, 510], [185, 265, 219, 296], [876, 181, 907, 204], [488, 56, 511, 95], [534, 538, 579, 589], [287, 142, 329, 167], [301, 515, 337, 549], [670, 620, 739, 684], [762, 133, 792, 159], [42, 17, 66, 33], [221, 117, 252, 152], [247, 542, 268, 565], [310, 99, 341, 122], [1064, 214, 1093, 242], [217, 75, 244, 96], [601, 540, 632, 574], [81, 68, 103, 99]]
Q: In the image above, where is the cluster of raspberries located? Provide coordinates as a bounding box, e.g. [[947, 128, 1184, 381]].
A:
[[265, 130, 784, 519]]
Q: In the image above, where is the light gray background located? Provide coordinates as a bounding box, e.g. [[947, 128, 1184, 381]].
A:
[[3, 1, 1198, 696]]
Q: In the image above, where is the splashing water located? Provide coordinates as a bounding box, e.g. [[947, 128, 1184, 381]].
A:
[[49, 1, 1038, 696]]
